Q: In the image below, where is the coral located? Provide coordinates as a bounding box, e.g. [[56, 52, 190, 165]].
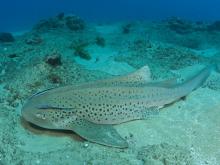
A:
[[71, 40, 91, 60], [45, 52, 62, 67], [65, 15, 85, 31], [0, 32, 15, 42], [95, 36, 105, 47], [137, 143, 194, 165]]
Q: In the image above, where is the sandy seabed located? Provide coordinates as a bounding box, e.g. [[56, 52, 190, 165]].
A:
[[0, 15, 220, 164]]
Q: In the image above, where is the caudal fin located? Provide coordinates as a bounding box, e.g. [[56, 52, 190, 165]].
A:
[[181, 65, 213, 92]]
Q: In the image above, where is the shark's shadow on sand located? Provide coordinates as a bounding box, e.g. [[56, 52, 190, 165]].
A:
[[21, 117, 84, 142]]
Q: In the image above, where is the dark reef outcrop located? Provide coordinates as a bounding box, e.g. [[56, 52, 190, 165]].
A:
[[0, 32, 15, 42]]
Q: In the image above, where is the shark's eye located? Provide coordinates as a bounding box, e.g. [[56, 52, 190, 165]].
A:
[[36, 112, 46, 120]]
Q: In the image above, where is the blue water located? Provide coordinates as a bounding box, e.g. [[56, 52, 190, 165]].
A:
[[1, 0, 220, 32]]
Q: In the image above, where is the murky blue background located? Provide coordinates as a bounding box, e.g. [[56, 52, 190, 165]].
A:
[[0, 0, 220, 31]]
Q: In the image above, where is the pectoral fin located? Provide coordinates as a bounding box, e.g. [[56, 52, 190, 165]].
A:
[[67, 117, 128, 148]]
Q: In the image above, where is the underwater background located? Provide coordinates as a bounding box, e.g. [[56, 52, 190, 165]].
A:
[[1, 0, 220, 165], [1, 0, 220, 31]]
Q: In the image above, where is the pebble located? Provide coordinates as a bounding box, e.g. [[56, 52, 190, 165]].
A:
[[84, 143, 89, 148]]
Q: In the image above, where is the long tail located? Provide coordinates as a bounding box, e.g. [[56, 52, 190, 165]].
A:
[[179, 65, 214, 93]]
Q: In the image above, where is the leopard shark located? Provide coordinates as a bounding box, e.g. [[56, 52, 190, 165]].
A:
[[21, 64, 214, 148]]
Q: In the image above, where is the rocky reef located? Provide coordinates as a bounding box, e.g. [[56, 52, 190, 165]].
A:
[[33, 13, 85, 32]]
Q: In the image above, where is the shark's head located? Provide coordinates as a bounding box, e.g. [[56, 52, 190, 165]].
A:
[[21, 89, 58, 129]]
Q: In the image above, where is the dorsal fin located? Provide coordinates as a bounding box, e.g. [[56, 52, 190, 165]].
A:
[[72, 65, 151, 88], [123, 65, 151, 83], [35, 65, 152, 95], [93, 64, 152, 86]]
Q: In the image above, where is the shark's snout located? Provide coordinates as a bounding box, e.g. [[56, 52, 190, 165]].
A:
[[22, 101, 42, 125], [21, 96, 54, 129]]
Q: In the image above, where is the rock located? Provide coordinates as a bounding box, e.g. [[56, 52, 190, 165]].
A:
[[0, 32, 15, 42], [65, 16, 85, 31], [45, 53, 62, 67]]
